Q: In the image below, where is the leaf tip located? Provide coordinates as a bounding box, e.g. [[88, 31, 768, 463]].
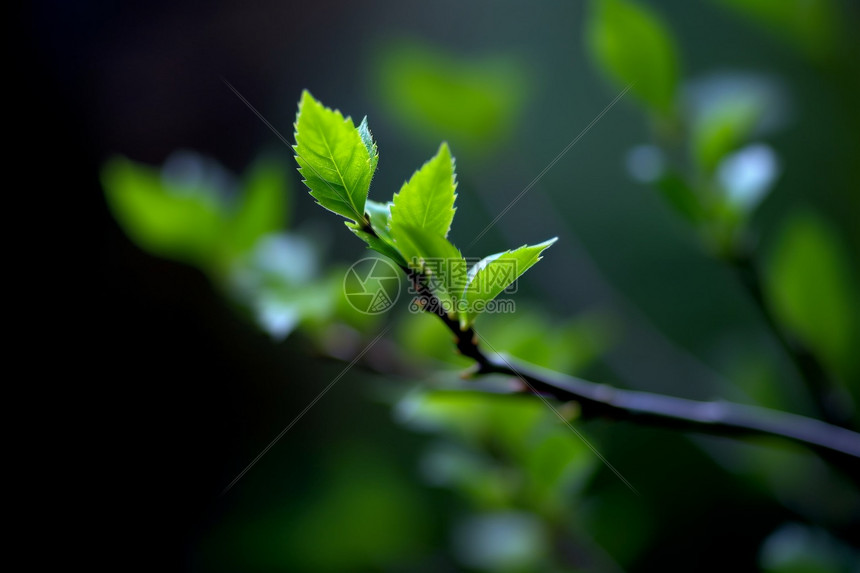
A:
[[297, 89, 313, 115], [299, 88, 314, 103]]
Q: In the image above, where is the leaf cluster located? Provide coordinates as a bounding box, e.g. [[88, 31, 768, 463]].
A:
[[293, 91, 556, 330]]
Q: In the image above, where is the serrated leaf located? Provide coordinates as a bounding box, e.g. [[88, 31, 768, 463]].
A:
[[460, 238, 557, 329], [586, 0, 679, 116], [230, 157, 289, 255], [293, 91, 375, 222], [389, 142, 457, 240], [389, 223, 466, 314]]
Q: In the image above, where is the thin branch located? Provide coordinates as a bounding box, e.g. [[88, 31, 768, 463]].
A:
[[360, 220, 860, 461], [479, 354, 860, 459]]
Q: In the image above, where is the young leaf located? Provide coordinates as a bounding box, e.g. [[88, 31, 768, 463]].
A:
[[586, 0, 679, 116], [293, 91, 375, 222], [346, 200, 407, 266], [460, 238, 557, 329], [390, 223, 467, 314], [389, 142, 457, 240]]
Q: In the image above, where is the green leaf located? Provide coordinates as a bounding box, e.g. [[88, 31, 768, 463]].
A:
[[766, 213, 857, 376], [389, 142, 457, 239], [101, 156, 227, 268], [586, 0, 680, 116], [461, 238, 557, 329], [293, 91, 375, 222], [389, 224, 467, 314], [230, 157, 289, 255]]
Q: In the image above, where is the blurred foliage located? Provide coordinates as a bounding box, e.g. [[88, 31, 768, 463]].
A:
[[586, 0, 680, 118], [202, 447, 431, 572], [451, 511, 550, 572], [685, 73, 786, 177], [397, 390, 597, 569], [766, 213, 858, 380], [103, 153, 249, 271], [102, 151, 288, 275], [703, 438, 860, 526], [590, 0, 857, 396], [585, 0, 816, 259], [582, 1, 860, 565], [391, 307, 618, 570], [98, 1, 860, 568], [375, 39, 530, 153], [103, 143, 622, 571], [477, 309, 617, 375], [597, 6, 789, 255], [397, 305, 617, 376], [714, 0, 842, 61], [759, 523, 860, 573], [102, 152, 377, 340]]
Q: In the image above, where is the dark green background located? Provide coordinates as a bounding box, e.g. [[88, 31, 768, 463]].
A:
[[27, 0, 859, 570]]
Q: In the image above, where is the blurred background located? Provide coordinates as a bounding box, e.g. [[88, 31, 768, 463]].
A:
[[28, 0, 860, 570]]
